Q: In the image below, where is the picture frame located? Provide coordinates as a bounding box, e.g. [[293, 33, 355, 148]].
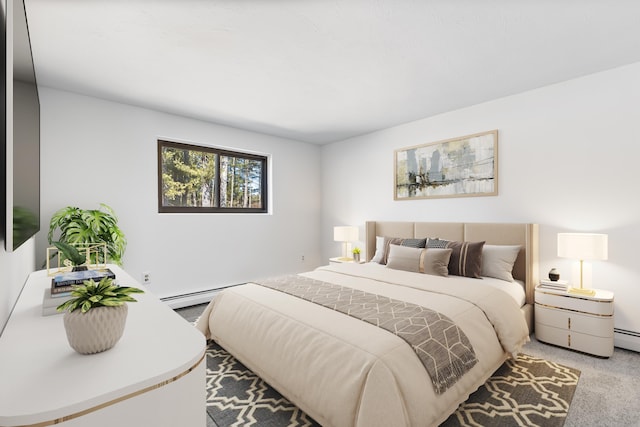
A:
[[394, 130, 498, 200]]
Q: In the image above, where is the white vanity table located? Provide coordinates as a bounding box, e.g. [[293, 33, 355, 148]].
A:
[[0, 265, 206, 427]]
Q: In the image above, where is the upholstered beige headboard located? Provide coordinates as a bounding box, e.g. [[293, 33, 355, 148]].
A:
[[365, 221, 539, 306]]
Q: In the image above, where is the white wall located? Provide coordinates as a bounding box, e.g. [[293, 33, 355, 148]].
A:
[[37, 88, 322, 300], [321, 62, 640, 337], [0, 238, 36, 333]]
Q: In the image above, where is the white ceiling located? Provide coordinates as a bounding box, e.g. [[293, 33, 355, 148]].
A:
[[24, 1, 640, 144]]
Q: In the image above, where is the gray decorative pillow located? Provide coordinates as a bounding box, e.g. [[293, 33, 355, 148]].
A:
[[422, 248, 452, 277], [400, 238, 427, 248], [481, 245, 521, 282], [386, 244, 421, 273], [386, 245, 452, 277], [446, 241, 485, 278], [426, 237, 450, 249]]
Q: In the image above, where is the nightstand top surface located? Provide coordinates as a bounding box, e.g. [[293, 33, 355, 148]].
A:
[[535, 286, 614, 301], [329, 257, 365, 264]]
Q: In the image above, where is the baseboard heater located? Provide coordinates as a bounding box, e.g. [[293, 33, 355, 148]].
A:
[[614, 328, 640, 353], [161, 284, 240, 309]]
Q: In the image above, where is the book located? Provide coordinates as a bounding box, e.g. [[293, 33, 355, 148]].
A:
[[42, 288, 73, 316], [52, 268, 116, 288], [50, 285, 74, 296], [539, 279, 569, 291], [540, 279, 568, 286]]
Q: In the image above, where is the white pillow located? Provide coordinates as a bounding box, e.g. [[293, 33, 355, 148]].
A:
[[481, 245, 521, 282], [371, 236, 385, 263]]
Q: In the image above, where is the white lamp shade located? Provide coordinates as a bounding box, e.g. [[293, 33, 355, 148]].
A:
[[557, 233, 608, 261], [334, 226, 358, 242]]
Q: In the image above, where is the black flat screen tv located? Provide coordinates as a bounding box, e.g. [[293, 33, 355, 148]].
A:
[[2, 0, 40, 252]]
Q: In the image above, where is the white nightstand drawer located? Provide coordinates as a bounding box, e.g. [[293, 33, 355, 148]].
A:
[[535, 290, 613, 316], [535, 323, 614, 357], [535, 304, 614, 338], [535, 286, 614, 357]]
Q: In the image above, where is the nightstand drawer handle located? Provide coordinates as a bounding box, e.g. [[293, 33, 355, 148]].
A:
[[568, 334, 571, 347], [568, 317, 571, 329]]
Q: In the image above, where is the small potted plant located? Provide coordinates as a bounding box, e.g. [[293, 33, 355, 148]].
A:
[[352, 247, 361, 262], [57, 277, 144, 354]]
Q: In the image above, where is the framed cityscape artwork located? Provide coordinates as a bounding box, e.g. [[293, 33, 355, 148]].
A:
[[394, 130, 498, 200]]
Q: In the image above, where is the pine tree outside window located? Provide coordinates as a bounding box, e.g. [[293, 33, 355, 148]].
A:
[[158, 140, 268, 213]]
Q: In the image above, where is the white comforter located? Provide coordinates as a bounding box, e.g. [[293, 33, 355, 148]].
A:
[[196, 263, 529, 427]]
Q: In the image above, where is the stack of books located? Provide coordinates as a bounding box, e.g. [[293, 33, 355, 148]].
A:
[[42, 288, 72, 316], [50, 268, 116, 298], [539, 279, 569, 291], [43, 268, 116, 316]]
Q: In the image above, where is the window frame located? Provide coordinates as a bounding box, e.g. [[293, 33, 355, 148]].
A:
[[157, 140, 269, 214]]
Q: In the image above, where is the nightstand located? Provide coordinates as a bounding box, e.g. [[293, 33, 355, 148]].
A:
[[329, 257, 364, 264], [535, 286, 614, 357]]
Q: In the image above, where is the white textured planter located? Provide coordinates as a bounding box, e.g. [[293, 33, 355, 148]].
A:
[[63, 305, 128, 354]]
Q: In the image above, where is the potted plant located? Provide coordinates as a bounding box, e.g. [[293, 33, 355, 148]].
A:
[[48, 203, 127, 265], [57, 277, 144, 354], [51, 241, 89, 271], [352, 247, 361, 262]]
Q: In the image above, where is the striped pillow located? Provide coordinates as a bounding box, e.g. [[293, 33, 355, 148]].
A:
[[446, 241, 485, 278], [371, 237, 426, 265], [371, 237, 404, 265], [386, 245, 452, 276]]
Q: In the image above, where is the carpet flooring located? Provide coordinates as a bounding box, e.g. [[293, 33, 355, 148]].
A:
[[204, 341, 579, 427]]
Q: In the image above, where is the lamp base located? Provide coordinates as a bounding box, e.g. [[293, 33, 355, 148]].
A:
[[568, 287, 596, 296]]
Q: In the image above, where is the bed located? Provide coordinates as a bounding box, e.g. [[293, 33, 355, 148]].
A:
[[196, 221, 539, 427]]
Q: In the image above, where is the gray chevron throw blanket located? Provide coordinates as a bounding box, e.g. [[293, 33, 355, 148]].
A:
[[256, 275, 478, 394]]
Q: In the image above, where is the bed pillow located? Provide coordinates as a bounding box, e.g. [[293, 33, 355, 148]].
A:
[[422, 248, 453, 277], [386, 244, 422, 273], [400, 238, 427, 248], [386, 245, 453, 276], [446, 240, 485, 278], [371, 236, 386, 263], [371, 236, 403, 265], [426, 237, 450, 249], [481, 245, 521, 282], [371, 236, 421, 265]]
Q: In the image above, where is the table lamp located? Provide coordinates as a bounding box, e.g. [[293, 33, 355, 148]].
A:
[[557, 232, 608, 296], [334, 226, 359, 261]]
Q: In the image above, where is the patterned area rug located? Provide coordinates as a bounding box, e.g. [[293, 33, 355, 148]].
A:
[[441, 353, 580, 427], [206, 342, 320, 427], [205, 342, 580, 427]]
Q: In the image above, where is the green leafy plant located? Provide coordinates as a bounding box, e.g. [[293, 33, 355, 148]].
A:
[[352, 247, 361, 255], [57, 277, 144, 314], [52, 241, 87, 267], [48, 203, 127, 265]]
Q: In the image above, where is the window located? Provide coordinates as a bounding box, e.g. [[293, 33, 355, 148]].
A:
[[158, 140, 268, 213]]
